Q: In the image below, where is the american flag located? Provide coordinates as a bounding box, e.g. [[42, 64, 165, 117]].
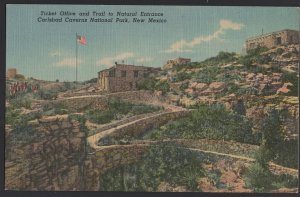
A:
[[77, 35, 86, 45]]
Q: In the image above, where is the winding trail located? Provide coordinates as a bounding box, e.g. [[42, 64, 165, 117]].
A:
[[45, 90, 298, 177]]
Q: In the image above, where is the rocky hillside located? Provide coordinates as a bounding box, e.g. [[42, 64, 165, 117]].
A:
[[139, 45, 299, 139]]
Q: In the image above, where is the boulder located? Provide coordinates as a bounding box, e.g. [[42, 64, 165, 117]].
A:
[[195, 83, 208, 91], [185, 88, 194, 95], [209, 82, 225, 91]]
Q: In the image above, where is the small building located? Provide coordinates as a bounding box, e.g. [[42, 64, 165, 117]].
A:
[[98, 63, 160, 92], [163, 57, 191, 70], [6, 68, 17, 79], [245, 29, 300, 52]]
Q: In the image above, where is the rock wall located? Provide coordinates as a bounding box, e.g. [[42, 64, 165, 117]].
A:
[[44, 90, 164, 112], [83, 144, 148, 190], [108, 110, 191, 139], [5, 115, 86, 191]]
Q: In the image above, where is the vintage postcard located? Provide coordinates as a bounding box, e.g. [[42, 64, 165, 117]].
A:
[[5, 4, 299, 192]]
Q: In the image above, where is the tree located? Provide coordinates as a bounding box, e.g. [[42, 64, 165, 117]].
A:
[[260, 109, 284, 161], [155, 81, 170, 95], [233, 99, 246, 116]]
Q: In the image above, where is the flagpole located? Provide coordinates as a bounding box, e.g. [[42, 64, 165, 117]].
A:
[[76, 33, 78, 82]]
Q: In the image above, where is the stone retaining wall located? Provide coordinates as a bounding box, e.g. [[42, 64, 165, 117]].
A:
[[5, 115, 87, 191], [108, 110, 191, 139], [44, 90, 164, 112]]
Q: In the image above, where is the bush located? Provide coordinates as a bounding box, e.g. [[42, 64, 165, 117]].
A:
[[69, 114, 88, 134], [173, 72, 192, 82], [100, 142, 204, 191], [202, 51, 237, 66], [238, 46, 269, 67], [155, 81, 170, 95], [10, 97, 31, 109], [180, 82, 189, 91], [86, 109, 115, 124], [257, 109, 298, 169], [8, 125, 35, 147], [244, 162, 273, 192], [195, 66, 220, 83], [232, 99, 246, 116], [36, 89, 58, 100], [144, 104, 260, 145], [244, 148, 299, 192], [276, 48, 284, 55], [273, 139, 298, 169], [137, 77, 157, 91], [6, 108, 32, 130], [281, 72, 298, 96], [86, 99, 162, 124]]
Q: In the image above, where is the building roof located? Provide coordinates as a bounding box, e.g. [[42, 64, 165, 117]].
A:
[[98, 63, 159, 73], [246, 29, 299, 41]]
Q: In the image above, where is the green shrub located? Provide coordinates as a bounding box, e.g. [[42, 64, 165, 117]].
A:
[[273, 139, 298, 169], [6, 111, 29, 129], [244, 154, 298, 192], [10, 97, 31, 109], [173, 72, 192, 82], [257, 109, 298, 169], [232, 99, 246, 116], [271, 174, 298, 189], [180, 82, 189, 91], [244, 162, 273, 192], [137, 77, 157, 91], [36, 89, 58, 100], [69, 114, 88, 134], [276, 48, 284, 55], [195, 66, 220, 83], [86, 99, 161, 124], [86, 109, 115, 124], [8, 125, 35, 147], [281, 72, 298, 96], [144, 104, 260, 145], [155, 80, 170, 95], [202, 51, 238, 66], [238, 46, 269, 67], [100, 142, 204, 191]]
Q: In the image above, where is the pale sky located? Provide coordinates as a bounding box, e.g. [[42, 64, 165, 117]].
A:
[[6, 5, 300, 81]]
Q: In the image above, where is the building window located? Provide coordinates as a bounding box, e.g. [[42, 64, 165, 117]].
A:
[[134, 70, 139, 78], [109, 69, 115, 77], [250, 43, 255, 48], [121, 70, 126, 77]]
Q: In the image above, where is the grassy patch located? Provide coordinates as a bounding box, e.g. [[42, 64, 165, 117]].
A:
[[86, 99, 162, 125], [143, 104, 260, 145]]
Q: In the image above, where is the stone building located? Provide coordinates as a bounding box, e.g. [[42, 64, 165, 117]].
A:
[[163, 57, 191, 70], [245, 29, 300, 52], [6, 68, 17, 79], [98, 63, 160, 92]]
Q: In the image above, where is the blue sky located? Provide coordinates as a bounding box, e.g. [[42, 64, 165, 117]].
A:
[[6, 5, 300, 81]]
